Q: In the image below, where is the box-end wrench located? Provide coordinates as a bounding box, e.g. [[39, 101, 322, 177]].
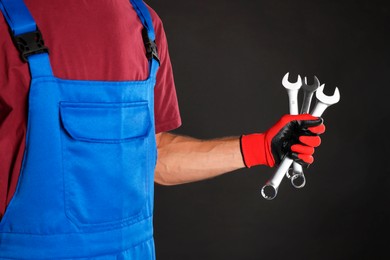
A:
[[261, 84, 340, 200], [290, 76, 321, 188]]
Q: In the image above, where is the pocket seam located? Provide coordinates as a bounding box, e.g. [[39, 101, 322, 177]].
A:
[[60, 101, 150, 144]]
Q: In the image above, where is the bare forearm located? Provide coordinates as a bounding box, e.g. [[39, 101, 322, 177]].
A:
[[155, 132, 245, 185]]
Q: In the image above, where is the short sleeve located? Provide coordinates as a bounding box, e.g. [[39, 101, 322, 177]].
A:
[[148, 6, 182, 133]]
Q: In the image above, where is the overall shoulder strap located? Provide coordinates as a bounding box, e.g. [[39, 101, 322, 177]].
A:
[[130, 0, 160, 78], [0, 0, 52, 77], [130, 0, 155, 41], [0, 0, 36, 35]]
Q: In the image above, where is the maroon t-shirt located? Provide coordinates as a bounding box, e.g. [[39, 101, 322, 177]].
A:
[[0, 0, 181, 216]]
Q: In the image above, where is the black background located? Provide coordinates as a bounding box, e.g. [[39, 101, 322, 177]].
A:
[[148, 0, 390, 259]]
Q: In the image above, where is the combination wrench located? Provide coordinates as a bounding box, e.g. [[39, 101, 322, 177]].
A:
[[289, 76, 321, 188], [261, 84, 340, 200], [281, 73, 305, 186]]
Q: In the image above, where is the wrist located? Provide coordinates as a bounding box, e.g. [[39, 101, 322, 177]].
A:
[[240, 133, 274, 168]]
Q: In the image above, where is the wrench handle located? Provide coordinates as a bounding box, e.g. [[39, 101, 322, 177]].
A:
[[287, 90, 299, 115], [311, 101, 327, 117], [300, 92, 315, 114]]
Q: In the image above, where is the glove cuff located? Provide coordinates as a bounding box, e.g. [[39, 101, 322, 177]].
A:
[[240, 133, 273, 168]]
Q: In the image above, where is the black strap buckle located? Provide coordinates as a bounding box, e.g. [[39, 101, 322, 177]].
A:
[[13, 29, 49, 62], [142, 28, 160, 64]]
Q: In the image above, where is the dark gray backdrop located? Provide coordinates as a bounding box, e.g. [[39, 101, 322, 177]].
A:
[[147, 0, 390, 259]]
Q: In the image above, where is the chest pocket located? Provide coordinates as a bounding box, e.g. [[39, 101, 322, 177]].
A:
[[60, 101, 151, 228]]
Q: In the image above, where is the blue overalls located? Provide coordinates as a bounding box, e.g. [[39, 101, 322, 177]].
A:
[[0, 0, 159, 258]]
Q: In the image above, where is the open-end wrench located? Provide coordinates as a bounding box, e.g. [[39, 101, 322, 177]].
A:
[[261, 84, 340, 200], [290, 76, 321, 188], [282, 72, 302, 115], [281, 72, 301, 181]]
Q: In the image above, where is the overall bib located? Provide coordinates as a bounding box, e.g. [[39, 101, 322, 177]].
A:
[[0, 0, 159, 259]]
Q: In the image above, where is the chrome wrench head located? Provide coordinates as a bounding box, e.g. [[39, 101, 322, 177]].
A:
[[291, 172, 306, 188], [311, 84, 340, 117], [282, 72, 302, 91], [282, 72, 302, 115], [290, 163, 306, 189], [302, 76, 320, 93], [315, 84, 340, 105]]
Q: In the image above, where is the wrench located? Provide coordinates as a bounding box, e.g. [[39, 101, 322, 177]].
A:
[[290, 76, 321, 188], [281, 73, 304, 184], [261, 84, 340, 200], [281, 73, 306, 182], [281, 72, 301, 181], [281, 72, 302, 180]]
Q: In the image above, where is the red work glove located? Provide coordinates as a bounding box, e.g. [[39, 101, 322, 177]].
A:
[[240, 114, 325, 168]]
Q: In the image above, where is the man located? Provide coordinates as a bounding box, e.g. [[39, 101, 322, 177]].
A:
[[0, 0, 324, 259]]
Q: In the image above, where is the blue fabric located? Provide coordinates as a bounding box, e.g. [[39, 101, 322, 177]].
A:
[[0, 0, 36, 35], [28, 53, 53, 77], [130, 0, 156, 41], [0, 0, 160, 259]]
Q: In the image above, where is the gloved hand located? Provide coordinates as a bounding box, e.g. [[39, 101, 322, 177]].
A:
[[240, 114, 325, 168]]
